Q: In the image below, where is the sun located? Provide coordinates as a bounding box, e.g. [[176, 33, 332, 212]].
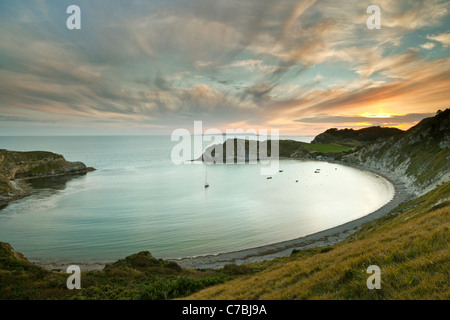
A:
[[359, 112, 396, 119]]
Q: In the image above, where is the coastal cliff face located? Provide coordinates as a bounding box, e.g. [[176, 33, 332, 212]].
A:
[[343, 109, 450, 196], [0, 150, 95, 206]]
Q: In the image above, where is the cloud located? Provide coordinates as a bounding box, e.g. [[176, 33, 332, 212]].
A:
[[295, 113, 434, 125], [427, 32, 450, 47], [379, 0, 449, 30], [225, 59, 275, 72], [0, 0, 449, 135], [420, 42, 436, 50]]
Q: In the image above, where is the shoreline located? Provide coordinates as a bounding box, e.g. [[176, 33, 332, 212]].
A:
[[35, 160, 414, 272], [170, 160, 413, 269]]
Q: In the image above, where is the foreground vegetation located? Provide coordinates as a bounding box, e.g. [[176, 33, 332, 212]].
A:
[[0, 245, 255, 300]]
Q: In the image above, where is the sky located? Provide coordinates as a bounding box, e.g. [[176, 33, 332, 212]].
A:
[[0, 0, 449, 136]]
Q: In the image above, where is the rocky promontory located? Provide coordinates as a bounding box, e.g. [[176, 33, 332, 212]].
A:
[[0, 150, 95, 207]]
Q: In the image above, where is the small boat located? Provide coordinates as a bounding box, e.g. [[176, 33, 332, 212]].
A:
[[205, 171, 210, 188]]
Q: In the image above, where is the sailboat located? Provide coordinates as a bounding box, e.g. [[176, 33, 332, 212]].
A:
[[205, 170, 210, 188]]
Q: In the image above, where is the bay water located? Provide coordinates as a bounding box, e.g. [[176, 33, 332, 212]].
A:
[[0, 136, 394, 264]]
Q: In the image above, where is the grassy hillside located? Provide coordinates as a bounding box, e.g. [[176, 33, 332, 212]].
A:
[[311, 126, 404, 147], [201, 125, 404, 163], [186, 182, 449, 300], [306, 143, 352, 154]]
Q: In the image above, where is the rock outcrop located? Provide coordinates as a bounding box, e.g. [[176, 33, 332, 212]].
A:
[[0, 150, 95, 207]]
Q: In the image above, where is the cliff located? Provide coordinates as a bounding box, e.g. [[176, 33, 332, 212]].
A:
[[0, 150, 95, 206], [343, 109, 450, 195]]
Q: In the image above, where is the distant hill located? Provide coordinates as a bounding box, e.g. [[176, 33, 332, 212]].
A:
[[199, 138, 353, 163], [344, 109, 450, 195], [311, 126, 404, 147], [200, 126, 404, 163]]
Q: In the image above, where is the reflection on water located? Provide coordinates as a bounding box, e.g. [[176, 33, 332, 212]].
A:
[[26, 174, 87, 191], [0, 174, 87, 213]]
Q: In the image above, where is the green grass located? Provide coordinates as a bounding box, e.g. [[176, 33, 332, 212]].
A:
[[306, 143, 353, 154]]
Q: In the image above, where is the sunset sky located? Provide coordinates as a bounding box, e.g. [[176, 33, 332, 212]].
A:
[[0, 0, 449, 136]]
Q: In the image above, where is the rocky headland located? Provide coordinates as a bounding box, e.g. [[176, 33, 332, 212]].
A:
[[0, 150, 95, 207]]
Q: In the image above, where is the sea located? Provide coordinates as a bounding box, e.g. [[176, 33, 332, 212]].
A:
[[0, 135, 394, 264]]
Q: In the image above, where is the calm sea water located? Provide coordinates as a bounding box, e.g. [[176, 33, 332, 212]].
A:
[[0, 136, 394, 264]]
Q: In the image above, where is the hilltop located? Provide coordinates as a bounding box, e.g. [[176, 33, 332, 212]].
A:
[[0, 150, 95, 207], [311, 126, 403, 147]]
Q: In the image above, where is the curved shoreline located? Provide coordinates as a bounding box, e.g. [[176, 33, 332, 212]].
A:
[[169, 160, 414, 269], [33, 160, 414, 272]]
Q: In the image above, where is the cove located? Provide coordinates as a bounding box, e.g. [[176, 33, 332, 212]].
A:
[[0, 154, 394, 266]]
